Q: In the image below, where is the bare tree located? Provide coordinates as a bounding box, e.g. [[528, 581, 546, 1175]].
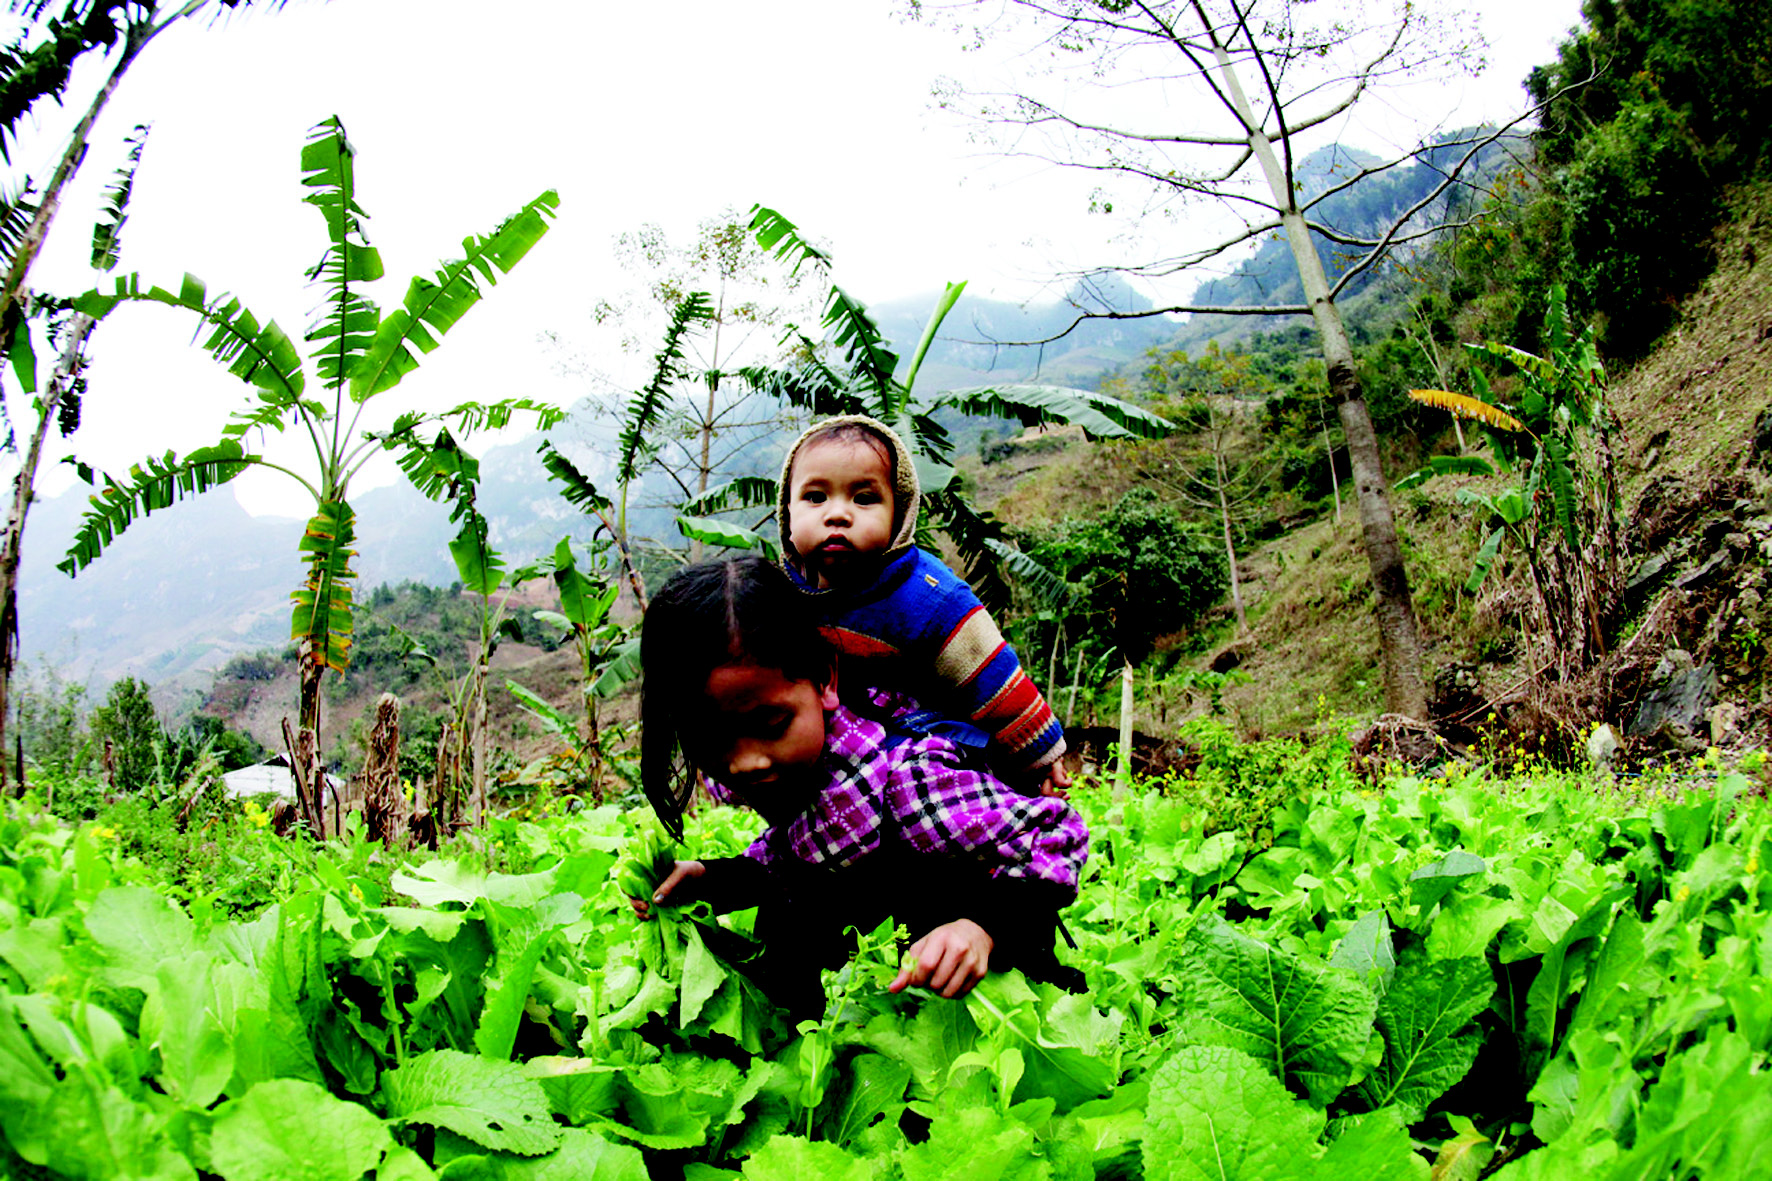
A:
[[1137, 342, 1277, 634], [579, 211, 821, 565], [914, 0, 1549, 719]]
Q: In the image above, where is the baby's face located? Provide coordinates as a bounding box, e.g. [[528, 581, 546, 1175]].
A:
[[787, 436, 896, 589]]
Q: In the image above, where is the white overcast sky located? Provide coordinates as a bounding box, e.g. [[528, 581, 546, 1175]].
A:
[[7, 0, 1583, 516]]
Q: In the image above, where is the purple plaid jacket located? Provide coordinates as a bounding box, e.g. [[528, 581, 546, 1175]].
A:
[[724, 695, 1088, 894]]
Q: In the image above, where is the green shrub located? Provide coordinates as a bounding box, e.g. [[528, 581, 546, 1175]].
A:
[[1142, 716, 1360, 847]]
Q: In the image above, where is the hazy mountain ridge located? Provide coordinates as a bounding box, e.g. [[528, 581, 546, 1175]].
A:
[[20, 166, 1461, 699], [18, 279, 1173, 697]]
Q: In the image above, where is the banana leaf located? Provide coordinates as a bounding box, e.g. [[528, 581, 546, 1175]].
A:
[[676, 514, 780, 559]]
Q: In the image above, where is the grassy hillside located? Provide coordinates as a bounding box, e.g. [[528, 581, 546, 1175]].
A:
[[974, 180, 1772, 761]]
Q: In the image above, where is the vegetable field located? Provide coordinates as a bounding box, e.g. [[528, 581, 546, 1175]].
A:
[[2, 750, 1768, 1179]]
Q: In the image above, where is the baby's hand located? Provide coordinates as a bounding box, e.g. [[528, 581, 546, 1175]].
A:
[[1038, 761, 1072, 799], [628, 860, 705, 920], [889, 919, 993, 998]]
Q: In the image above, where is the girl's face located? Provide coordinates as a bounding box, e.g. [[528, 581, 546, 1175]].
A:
[[698, 660, 838, 803]]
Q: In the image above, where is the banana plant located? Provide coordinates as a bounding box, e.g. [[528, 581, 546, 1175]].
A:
[[509, 536, 637, 798], [61, 116, 562, 737], [1400, 286, 1619, 668], [739, 204, 1176, 607]]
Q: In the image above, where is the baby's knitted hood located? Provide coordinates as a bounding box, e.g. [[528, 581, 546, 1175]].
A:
[[777, 414, 921, 574]]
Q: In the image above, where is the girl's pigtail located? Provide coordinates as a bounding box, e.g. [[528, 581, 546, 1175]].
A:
[[639, 616, 694, 844]]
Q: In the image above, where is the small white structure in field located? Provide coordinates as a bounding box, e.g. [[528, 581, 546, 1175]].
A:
[[221, 754, 300, 800]]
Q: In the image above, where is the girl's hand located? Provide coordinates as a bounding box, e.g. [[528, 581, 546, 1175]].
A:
[[629, 860, 705, 919], [1038, 762, 1072, 799], [889, 919, 993, 998]]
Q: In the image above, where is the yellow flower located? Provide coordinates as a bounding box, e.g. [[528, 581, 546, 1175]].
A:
[[88, 825, 116, 842], [1746, 856, 1760, 875], [1675, 885, 1691, 903], [349, 882, 364, 902]]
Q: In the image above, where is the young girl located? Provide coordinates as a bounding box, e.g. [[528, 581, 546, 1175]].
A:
[[634, 556, 1088, 1019]]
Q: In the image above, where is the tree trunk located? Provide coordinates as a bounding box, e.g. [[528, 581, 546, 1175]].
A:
[[1115, 656, 1135, 797], [470, 653, 488, 828], [297, 639, 325, 734], [1318, 400, 1343, 525], [1, 20, 153, 320], [0, 312, 94, 793], [1065, 646, 1083, 728], [281, 717, 325, 841], [689, 297, 726, 564], [1208, 34, 1428, 719], [1331, 370, 1428, 718], [1215, 450, 1248, 634]]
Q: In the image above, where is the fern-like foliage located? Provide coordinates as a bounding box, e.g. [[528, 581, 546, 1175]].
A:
[[390, 427, 480, 519], [56, 440, 254, 575], [675, 514, 778, 559], [300, 117, 383, 391], [942, 384, 1175, 442], [350, 190, 560, 399], [735, 352, 868, 419], [447, 511, 505, 598], [89, 122, 147, 272], [617, 290, 714, 484], [680, 475, 779, 518], [79, 274, 306, 420], [923, 486, 1014, 614], [0, 3, 128, 166], [823, 285, 899, 406], [377, 398, 565, 454], [290, 497, 357, 672], [537, 441, 614, 517], [0, 180, 36, 264], [1394, 454, 1498, 492], [1543, 432, 1579, 550], [984, 537, 1070, 612], [898, 281, 966, 402], [748, 204, 832, 277]]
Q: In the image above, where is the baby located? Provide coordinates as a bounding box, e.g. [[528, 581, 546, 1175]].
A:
[[777, 415, 1069, 795]]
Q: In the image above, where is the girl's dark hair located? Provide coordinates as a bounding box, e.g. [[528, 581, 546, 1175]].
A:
[[640, 556, 834, 838]]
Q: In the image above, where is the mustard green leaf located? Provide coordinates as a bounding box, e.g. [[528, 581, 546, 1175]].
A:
[[1407, 850, 1487, 912], [390, 861, 558, 909], [1329, 911, 1396, 995], [431, 1128, 646, 1181], [152, 953, 233, 1110], [1355, 953, 1494, 1122], [826, 1053, 911, 1150], [384, 1049, 560, 1157], [1424, 894, 1519, 961], [85, 886, 196, 990], [32, 1062, 196, 1181], [1177, 920, 1377, 1105], [739, 1134, 874, 1181], [209, 1078, 388, 1181], [1143, 1044, 1325, 1181], [899, 1101, 1044, 1181], [1314, 1108, 1429, 1180], [1428, 1114, 1494, 1181], [966, 972, 1115, 1112], [679, 921, 728, 1028]]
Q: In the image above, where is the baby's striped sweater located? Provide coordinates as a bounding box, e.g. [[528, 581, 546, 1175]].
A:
[[794, 546, 1067, 778]]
